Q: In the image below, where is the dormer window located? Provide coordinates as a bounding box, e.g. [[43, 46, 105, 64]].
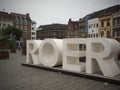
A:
[[39, 28, 42, 30]]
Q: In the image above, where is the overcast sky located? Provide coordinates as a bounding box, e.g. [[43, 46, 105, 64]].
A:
[[0, 0, 120, 27]]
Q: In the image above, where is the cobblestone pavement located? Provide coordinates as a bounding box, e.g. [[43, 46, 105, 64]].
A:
[[0, 51, 120, 90]]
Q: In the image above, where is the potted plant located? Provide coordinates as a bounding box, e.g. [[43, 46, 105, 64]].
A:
[[0, 29, 9, 59], [10, 38, 16, 53], [3, 26, 22, 53]]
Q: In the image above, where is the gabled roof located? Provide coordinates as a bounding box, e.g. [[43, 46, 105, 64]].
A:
[[0, 11, 32, 22], [10, 12, 32, 22], [88, 10, 105, 19], [38, 23, 67, 31], [87, 5, 120, 19], [0, 11, 12, 21], [68, 18, 79, 26], [99, 4, 120, 17]]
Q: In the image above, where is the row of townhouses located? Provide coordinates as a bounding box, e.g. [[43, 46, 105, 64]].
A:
[[66, 4, 120, 42], [0, 5, 120, 42], [36, 5, 120, 42], [0, 11, 36, 40]]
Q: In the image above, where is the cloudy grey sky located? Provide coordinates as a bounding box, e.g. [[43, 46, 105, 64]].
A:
[[0, 0, 120, 27]]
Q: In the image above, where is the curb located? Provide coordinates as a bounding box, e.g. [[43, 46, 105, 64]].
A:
[[21, 63, 120, 85]]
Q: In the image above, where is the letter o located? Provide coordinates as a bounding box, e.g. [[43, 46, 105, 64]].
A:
[[39, 39, 63, 67]]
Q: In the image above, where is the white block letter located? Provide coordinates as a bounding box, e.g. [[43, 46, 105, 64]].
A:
[[27, 40, 42, 65], [39, 39, 63, 67], [63, 38, 86, 72], [86, 38, 120, 77]]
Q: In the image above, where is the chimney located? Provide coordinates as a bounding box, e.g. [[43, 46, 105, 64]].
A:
[[26, 13, 29, 16], [69, 18, 71, 21]]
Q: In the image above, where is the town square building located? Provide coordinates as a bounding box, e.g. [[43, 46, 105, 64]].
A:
[[36, 23, 67, 40], [65, 18, 86, 38], [11, 13, 32, 40], [0, 11, 13, 29], [31, 21, 36, 40], [99, 5, 120, 38], [112, 10, 120, 42]]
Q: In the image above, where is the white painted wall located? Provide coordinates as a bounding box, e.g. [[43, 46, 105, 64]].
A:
[[88, 18, 99, 38], [31, 21, 36, 40]]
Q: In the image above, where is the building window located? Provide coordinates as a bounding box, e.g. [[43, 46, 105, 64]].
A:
[[90, 34, 92, 38], [107, 19, 110, 26], [115, 19, 117, 25], [92, 30, 94, 32], [89, 34, 91, 38], [19, 16, 23, 21], [89, 25, 90, 29], [117, 18, 120, 25], [96, 34, 98, 37], [101, 31, 104, 37], [32, 37, 35, 40], [107, 30, 111, 38], [113, 19, 115, 26], [101, 21, 104, 27], [94, 24, 95, 28], [96, 24, 98, 28], [114, 31, 117, 37], [32, 32, 35, 35], [23, 16, 27, 21]]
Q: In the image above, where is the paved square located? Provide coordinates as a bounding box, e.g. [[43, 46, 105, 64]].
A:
[[0, 51, 120, 90]]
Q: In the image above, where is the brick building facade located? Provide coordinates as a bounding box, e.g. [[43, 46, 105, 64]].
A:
[[36, 24, 67, 40], [11, 13, 32, 40], [0, 11, 13, 29], [0, 11, 32, 40], [65, 18, 86, 38]]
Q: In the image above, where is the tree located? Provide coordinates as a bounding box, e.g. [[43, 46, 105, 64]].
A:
[[0, 28, 10, 50], [3, 26, 22, 41], [0, 26, 22, 51]]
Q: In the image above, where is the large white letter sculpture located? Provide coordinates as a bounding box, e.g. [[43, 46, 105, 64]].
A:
[[26, 38, 120, 77], [86, 38, 120, 77], [39, 39, 63, 67], [63, 38, 86, 72], [27, 40, 42, 65]]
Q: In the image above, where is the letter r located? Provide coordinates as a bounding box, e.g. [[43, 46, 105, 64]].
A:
[[86, 38, 120, 77]]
